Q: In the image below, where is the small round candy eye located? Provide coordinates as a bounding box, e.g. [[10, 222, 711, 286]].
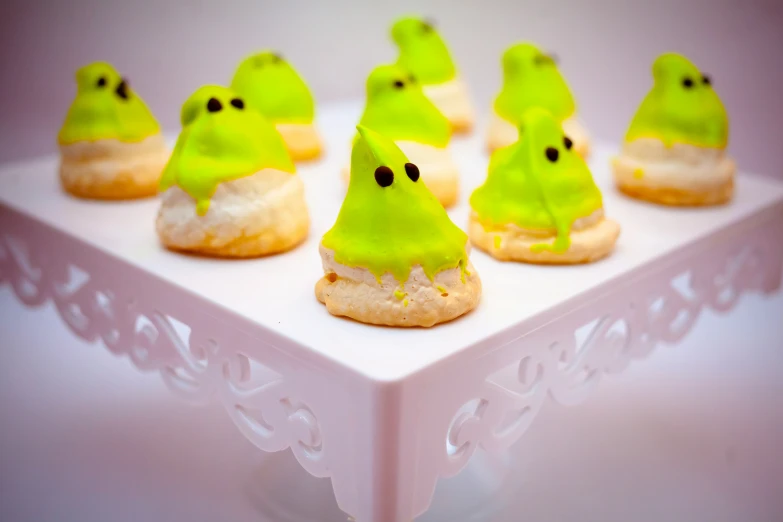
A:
[[405, 162, 420, 182], [272, 53, 283, 63], [421, 20, 434, 32], [682, 77, 694, 88], [207, 97, 223, 113], [375, 166, 394, 187], [563, 136, 573, 150], [96, 76, 107, 88], [408, 74, 416, 83], [702, 74, 711, 86], [230, 98, 244, 109], [115, 79, 129, 100], [393, 80, 405, 89], [545, 147, 559, 162]]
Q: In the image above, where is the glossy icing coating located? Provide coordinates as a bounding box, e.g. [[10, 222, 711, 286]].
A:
[[471, 108, 603, 253], [392, 16, 456, 85], [626, 53, 728, 148], [358, 64, 450, 147], [230, 50, 315, 124], [493, 43, 575, 125], [322, 125, 468, 282], [58, 62, 160, 144], [159, 85, 295, 216]]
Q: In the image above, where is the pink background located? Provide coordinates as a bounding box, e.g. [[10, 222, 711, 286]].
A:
[[1, 0, 782, 179]]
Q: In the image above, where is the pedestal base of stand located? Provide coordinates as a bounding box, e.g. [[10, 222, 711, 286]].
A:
[[245, 449, 512, 521]]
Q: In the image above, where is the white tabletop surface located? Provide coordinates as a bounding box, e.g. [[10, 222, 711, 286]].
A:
[[2, 100, 782, 381]]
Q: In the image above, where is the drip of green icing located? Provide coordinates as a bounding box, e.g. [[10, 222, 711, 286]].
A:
[[493, 43, 576, 126], [322, 125, 468, 282], [470, 108, 603, 253], [159, 85, 295, 216], [58, 62, 160, 144], [392, 16, 456, 85], [626, 53, 728, 148], [230, 50, 315, 124], [357, 64, 451, 147]]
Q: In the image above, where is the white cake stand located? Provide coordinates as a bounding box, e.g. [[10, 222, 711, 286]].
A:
[[1, 101, 782, 521]]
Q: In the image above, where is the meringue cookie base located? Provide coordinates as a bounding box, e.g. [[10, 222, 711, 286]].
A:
[[469, 210, 620, 264], [423, 77, 475, 133], [59, 134, 169, 200], [341, 140, 459, 207], [275, 122, 323, 162], [486, 112, 591, 158], [156, 169, 309, 258], [315, 245, 481, 327], [612, 138, 735, 206]]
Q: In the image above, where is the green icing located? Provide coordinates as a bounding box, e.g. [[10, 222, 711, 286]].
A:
[[392, 16, 456, 85], [493, 43, 576, 125], [470, 108, 603, 254], [159, 85, 295, 216], [626, 53, 728, 148], [322, 125, 468, 282], [58, 62, 160, 144], [230, 50, 315, 124], [357, 64, 450, 147]]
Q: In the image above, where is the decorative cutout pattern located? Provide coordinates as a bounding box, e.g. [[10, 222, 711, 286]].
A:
[[441, 223, 783, 476], [0, 222, 327, 478]]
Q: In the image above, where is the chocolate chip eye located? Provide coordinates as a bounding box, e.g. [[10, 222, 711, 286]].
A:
[[96, 76, 107, 88], [272, 53, 283, 63], [545, 147, 559, 162], [114, 79, 129, 100], [374, 166, 394, 187], [421, 21, 433, 33], [702, 74, 711, 86], [393, 80, 405, 89], [563, 136, 573, 150], [405, 162, 420, 181], [207, 97, 223, 113], [682, 77, 694, 88], [230, 98, 244, 109]]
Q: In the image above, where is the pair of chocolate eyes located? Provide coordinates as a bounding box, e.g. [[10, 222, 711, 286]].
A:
[[96, 76, 129, 100], [544, 136, 573, 162], [683, 75, 711, 88], [393, 75, 416, 89], [96, 76, 127, 89], [374, 163, 419, 187], [207, 97, 244, 112], [255, 53, 284, 66], [533, 53, 558, 65]]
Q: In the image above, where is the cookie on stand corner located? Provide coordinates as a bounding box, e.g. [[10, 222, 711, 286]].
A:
[[58, 62, 169, 200], [318, 125, 481, 327], [612, 53, 734, 206], [156, 85, 309, 258], [470, 107, 620, 264]]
